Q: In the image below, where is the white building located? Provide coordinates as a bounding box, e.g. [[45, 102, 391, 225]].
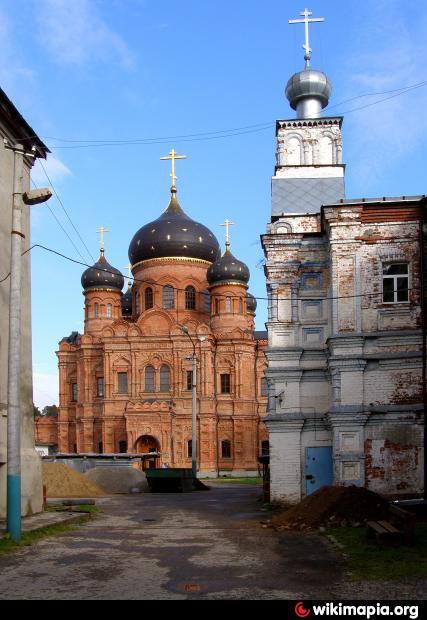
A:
[[262, 13, 425, 504], [0, 88, 49, 518]]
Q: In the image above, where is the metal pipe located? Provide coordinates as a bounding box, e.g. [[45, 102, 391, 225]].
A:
[[192, 352, 197, 478], [7, 145, 24, 540]]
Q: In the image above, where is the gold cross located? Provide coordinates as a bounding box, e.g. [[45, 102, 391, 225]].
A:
[[160, 148, 187, 187], [221, 219, 234, 247], [96, 225, 109, 251], [125, 262, 132, 280]]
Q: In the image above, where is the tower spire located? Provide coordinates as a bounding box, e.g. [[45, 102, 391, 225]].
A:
[[289, 8, 324, 68]]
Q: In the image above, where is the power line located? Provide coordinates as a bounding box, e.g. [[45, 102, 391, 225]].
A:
[[37, 160, 95, 263], [12, 79, 427, 151], [1, 243, 421, 305], [30, 178, 88, 264]]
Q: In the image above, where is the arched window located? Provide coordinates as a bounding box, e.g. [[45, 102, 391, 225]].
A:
[[94, 303, 99, 318], [185, 285, 196, 310], [226, 297, 232, 313], [187, 440, 193, 458], [238, 298, 243, 314], [145, 366, 155, 392], [203, 290, 210, 313], [145, 287, 153, 310], [215, 298, 220, 314], [162, 284, 174, 309], [106, 303, 112, 318], [221, 440, 232, 459], [287, 136, 302, 165], [135, 292, 140, 315], [160, 365, 171, 392], [118, 440, 127, 454]]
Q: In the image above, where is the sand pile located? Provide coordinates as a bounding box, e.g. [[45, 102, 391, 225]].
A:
[[43, 463, 107, 498], [272, 485, 389, 530], [85, 466, 148, 494]]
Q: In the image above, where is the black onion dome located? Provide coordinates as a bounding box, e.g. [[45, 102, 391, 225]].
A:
[[121, 284, 133, 316], [246, 292, 257, 314], [207, 247, 250, 287], [81, 252, 124, 292], [128, 188, 221, 265]]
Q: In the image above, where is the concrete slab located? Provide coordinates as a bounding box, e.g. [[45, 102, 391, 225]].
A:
[[1, 510, 90, 535]]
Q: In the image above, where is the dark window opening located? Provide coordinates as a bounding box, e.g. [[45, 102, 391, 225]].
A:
[[221, 440, 232, 459], [382, 263, 409, 303], [119, 441, 127, 453], [160, 365, 171, 392], [97, 377, 104, 397], [187, 440, 192, 458], [71, 383, 78, 402], [98, 442, 103, 454], [261, 440, 270, 456], [185, 286, 196, 310], [162, 285, 174, 309], [145, 366, 155, 392], [145, 287, 154, 310], [220, 373, 231, 394], [118, 372, 128, 394], [186, 370, 193, 391]]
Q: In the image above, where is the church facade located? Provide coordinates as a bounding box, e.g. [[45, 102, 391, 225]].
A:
[[262, 10, 426, 503], [51, 177, 268, 475]]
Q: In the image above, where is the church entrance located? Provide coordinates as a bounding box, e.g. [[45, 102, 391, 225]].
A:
[[136, 435, 160, 469]]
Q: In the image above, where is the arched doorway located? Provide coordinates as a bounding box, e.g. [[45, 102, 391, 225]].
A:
[[136, 435, 160, 470]]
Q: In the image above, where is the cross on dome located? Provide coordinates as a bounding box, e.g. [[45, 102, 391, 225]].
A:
[[160, 148, 187, 189], [96, 225, 109, 254], [221, 218, 235, 252], [289, 8, 325, 68]]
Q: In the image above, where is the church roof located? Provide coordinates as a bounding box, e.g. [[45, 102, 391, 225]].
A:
[[207, 246, 250, 288], [128, 187, 221, 266], [81, 252, 124, 292]]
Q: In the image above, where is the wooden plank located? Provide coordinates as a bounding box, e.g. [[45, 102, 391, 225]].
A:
[[377, 520, 400, 534], [367, 521, 388, 535]]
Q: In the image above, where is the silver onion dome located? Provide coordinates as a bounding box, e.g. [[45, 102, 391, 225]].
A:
[[285, 69, 332, 119]]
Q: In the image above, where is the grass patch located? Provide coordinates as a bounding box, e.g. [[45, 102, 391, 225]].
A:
[[203, 477, 262, 485], [0, 516, 89, 556], [0, 505, 100, 556], [329, 523, 427, 581], [44, 504, 100, 516]]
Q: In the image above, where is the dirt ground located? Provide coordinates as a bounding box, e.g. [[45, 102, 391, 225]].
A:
[[0, 483, 425, 600]]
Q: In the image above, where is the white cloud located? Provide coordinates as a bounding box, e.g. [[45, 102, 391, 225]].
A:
[[340, 1, 427, 187], [33, 372, 59, 409], [36, 0, 135, 70], [32, 155, 72, 187]]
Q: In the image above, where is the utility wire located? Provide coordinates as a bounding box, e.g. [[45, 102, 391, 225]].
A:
[[11, 79, 427, 150], [37, 160, 95, 263], [1, 243, 421, 305], [30, 178, 89, 264]]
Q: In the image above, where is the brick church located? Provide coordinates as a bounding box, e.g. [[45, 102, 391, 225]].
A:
[[42, 165, 268, 475]]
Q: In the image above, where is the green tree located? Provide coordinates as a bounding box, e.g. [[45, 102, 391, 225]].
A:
[[42, 404, 59, 417], [33, 404, 42, 418]]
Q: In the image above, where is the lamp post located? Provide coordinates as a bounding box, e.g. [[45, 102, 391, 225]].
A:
[[5, 141, 52, 541], [180, 326, 206, 477]]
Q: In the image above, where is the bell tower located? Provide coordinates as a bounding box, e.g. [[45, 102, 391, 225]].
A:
[[272, 8, 345, 217]]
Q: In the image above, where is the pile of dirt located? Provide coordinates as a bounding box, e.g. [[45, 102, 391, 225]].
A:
[[43, 463, 107, 498], [85, 466, 149, 494], [271, 485, 389, 530]]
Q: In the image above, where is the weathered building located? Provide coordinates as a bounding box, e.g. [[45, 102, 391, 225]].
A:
[[45, 179, 269, 475], [262, 12, 426, 503], [0, 88, 49, 518]]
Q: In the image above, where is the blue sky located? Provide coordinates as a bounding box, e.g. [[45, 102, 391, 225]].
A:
[[0, 0, 425, 407]]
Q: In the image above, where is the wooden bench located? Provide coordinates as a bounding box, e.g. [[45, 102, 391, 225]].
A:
[[367, 519, 402, 545], [366, 505, 416, 546]]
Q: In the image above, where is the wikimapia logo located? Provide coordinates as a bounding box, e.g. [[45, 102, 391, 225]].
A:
[[294, 603, 419, 620]]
